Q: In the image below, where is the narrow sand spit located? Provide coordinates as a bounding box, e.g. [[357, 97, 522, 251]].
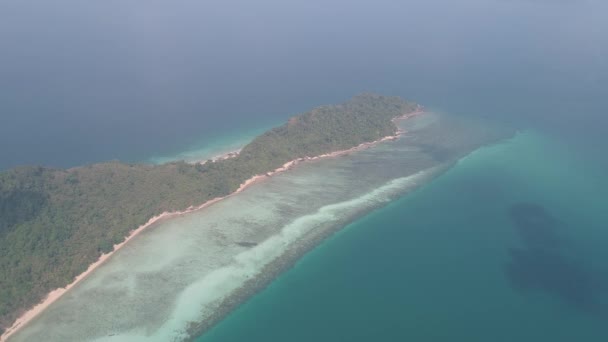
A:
[[196, 149, 241, 165]]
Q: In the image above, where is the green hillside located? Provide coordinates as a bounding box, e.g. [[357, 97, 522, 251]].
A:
[[0, 94, 417, 330]]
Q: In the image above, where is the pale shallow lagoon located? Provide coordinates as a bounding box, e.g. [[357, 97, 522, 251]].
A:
[[8, 113, 509, 341]]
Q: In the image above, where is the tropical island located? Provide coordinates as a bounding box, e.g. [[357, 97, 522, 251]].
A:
[[0, 94, 419, 336]]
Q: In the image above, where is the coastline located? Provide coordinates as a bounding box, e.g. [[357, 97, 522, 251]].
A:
[[1, 109, 423, 342], [196, 149, 241, 165], [185, 165, 445, 341]]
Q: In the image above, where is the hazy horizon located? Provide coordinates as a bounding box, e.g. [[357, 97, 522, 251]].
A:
[[1, 0, 606, 169], [2, 1, 608, 341]]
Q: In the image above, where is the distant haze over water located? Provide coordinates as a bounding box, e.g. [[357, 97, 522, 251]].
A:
[[1, 1, 607, 341], [1, 0, 606, 169]]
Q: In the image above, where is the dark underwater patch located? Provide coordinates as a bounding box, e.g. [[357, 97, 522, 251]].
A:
[[505, 202, 608, 317], [508, 203, 562, 249]]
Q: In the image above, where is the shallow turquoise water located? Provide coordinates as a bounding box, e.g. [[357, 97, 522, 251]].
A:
[[197, 131, 608, 341], [145, 122, 274, 165], [1, 1, 606, 340]]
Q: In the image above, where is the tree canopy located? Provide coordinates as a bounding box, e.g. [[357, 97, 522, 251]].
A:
[[0, 94, 417, 329]]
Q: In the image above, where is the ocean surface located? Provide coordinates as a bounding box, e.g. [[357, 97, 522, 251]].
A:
[[9, 113, 511, 341], [1, 0, 607, 341], [197, 131, 608, 342], [1, 0, 606, 169]]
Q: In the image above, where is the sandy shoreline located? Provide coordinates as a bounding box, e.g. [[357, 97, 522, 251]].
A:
[[185, 165, 444, 341], [196, 149, 241, 165], [0, 109, 423, 342]]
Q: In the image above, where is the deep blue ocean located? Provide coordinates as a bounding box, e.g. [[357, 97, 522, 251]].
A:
[[1, 0, 607, 341]]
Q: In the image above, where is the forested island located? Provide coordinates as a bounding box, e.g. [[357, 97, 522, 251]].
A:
[[0, 94, 418, 333]]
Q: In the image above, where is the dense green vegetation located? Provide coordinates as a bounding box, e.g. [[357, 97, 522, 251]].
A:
[[0, 94, 417, 329]]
